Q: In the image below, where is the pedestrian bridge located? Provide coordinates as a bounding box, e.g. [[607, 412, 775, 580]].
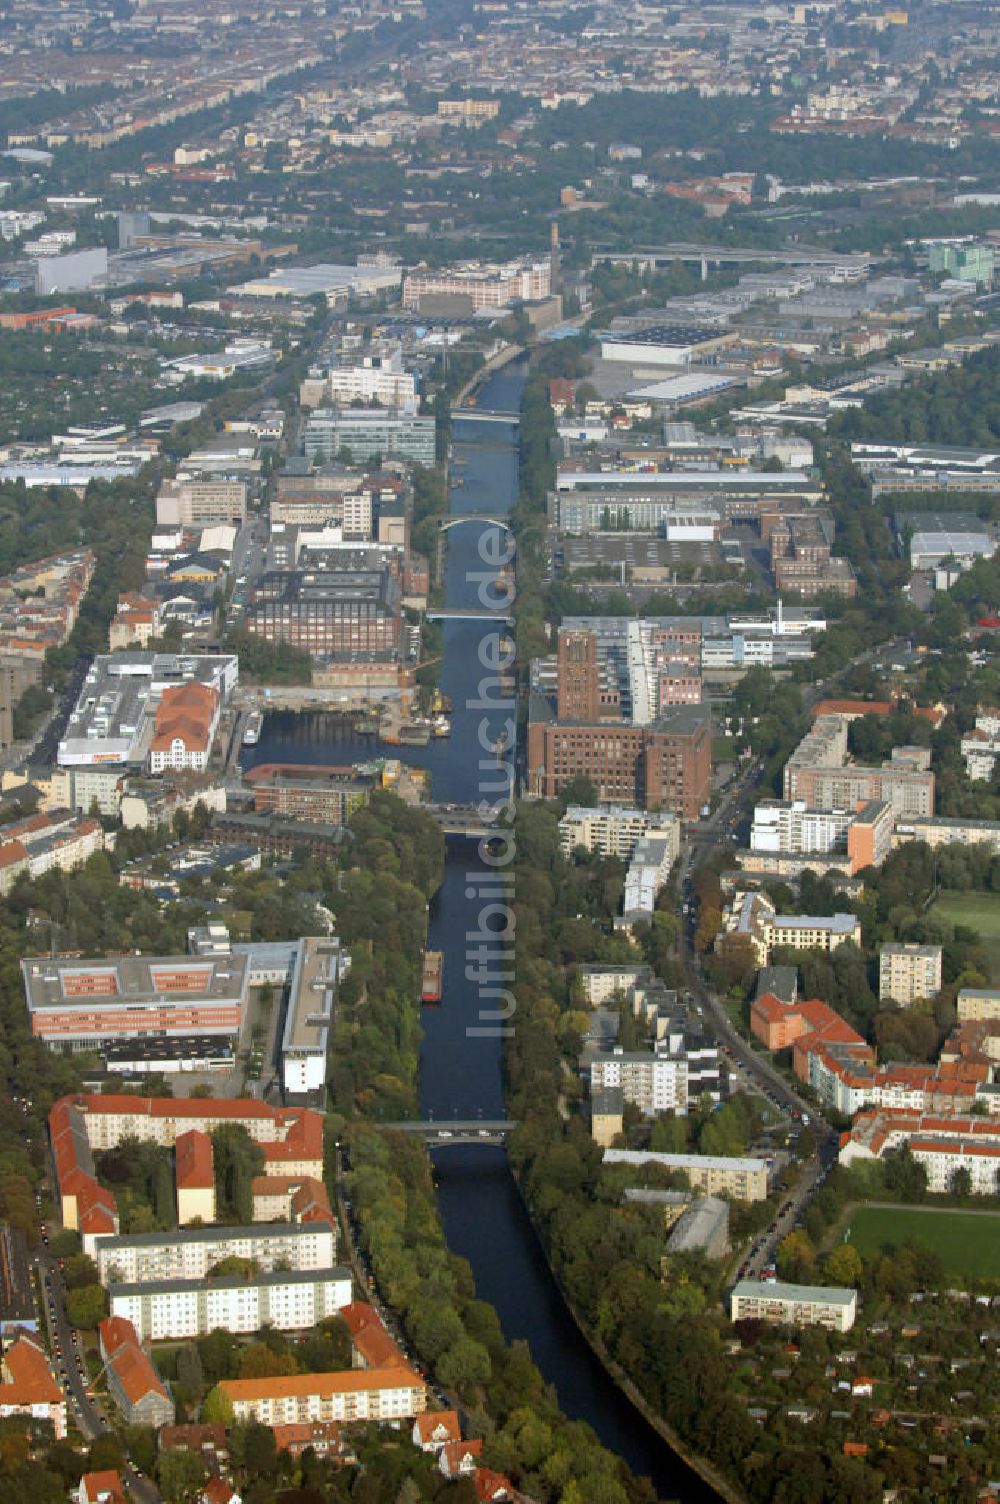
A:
[[380, 1120, 517, 1144]]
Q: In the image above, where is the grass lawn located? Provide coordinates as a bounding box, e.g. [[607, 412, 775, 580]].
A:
[[932, 891, 1000, 974], [845, 1205, 1000, 1284]]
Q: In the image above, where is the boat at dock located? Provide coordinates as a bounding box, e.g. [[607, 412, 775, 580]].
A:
[[242, 710, 263, 745], [421, 950, 443, 1004]]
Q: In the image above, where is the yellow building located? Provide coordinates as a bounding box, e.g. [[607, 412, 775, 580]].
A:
[[175, 1129, 216, 1226]]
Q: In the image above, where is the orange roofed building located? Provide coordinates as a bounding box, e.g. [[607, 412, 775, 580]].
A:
[[272, 1421, 343, 1457], [439, 1439, 484, 1477], [840, 1108, 1000, 1195], [50, 1094, 323, 1252], [217, 1365, 427, 1427], [251, 1174, 335, 1229], [99, 1315, 174, 1429], [414, 1410, 462, 1451], [341, 1302, 408, 1370], [750, 992, 865, 1055], [80, 1472, 127, 1504], [0, 1331, 67, 1437], [149, 681, 220, 773], [811, 697, 946, 729], [175, 1129, 216, 1226]]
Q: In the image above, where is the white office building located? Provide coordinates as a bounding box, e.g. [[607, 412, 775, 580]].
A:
[[282, 937, 350, 1097]]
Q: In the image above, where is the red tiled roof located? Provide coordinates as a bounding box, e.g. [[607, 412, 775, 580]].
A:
[[290, 1176, 335, 1226], [1, 1333, 63, 1407], [811, 698, 944, 727], [99, 1316, 170, 1407], [473, 1467, 513, 1502], [750, 991, 788, 1023], [415, 1410, 461, 1445], [441, 1439, 484, 1472], [175, 1128, 214, 1190], [272, 1421, 342, 1454], [150, 681, 218, 754], [81, 1471, 126, 1504], [201, 1479, 238, 1504], [99, 1316, 137, 1359], [340, 1303, 407, 1369]]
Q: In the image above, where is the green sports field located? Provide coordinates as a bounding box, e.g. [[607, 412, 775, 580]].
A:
[[932, 891, 1000, 974], [845, 1206, 1000, 1284]]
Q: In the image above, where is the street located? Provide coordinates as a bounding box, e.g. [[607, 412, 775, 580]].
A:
[[675, 638, 905, 1276], [37, 1246, 162, 1501]]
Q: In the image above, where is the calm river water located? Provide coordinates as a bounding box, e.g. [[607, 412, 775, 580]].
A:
[[247, 363, 717, 1502]]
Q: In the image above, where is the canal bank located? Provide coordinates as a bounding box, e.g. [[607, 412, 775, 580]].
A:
[[250, 360, 721, 1502]]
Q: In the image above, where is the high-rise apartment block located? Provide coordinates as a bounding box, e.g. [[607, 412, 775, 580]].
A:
[[879, 943, 943, 1005]]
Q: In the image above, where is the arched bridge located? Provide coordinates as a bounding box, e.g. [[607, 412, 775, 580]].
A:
[[439, 515, 510, 532], [379, 1120, 517, 1144]]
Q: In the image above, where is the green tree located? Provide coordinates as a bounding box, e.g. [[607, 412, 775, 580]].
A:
[[435, 1335, 492, 1391], [200, 1385, 234, 1426], [822, 1243, 863, 1286], [158, 1448, 207, 1503], [650, 1115, 687, 1153], [123, 1426, 157, 1475], [62, 1252, 99, 1290], [65, 1284, 108, 1329]]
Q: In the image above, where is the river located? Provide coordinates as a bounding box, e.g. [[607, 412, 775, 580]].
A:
[[247, 362, 717, 1502]]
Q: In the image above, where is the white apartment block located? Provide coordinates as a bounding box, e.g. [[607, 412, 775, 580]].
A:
[[604, 1149, 769, 1201], [729, 1280, 857, 1332], [911, 1137, 1000, 1195], [220, 1369, 427, 1427], [110, 1268, 352, 1341], [558, 805, 679, 861], [623, 834, 677, 919], [750, 800, 852, 855], [577, 966, 649, 1007], [961, 709, 1000, 781], [898, 816, 1000, 851], [591, 1049, 689, 1117], [76, 1099, 321, 1171], [95, 1222, 336, 1287], [879, 943, 943, 1004]]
